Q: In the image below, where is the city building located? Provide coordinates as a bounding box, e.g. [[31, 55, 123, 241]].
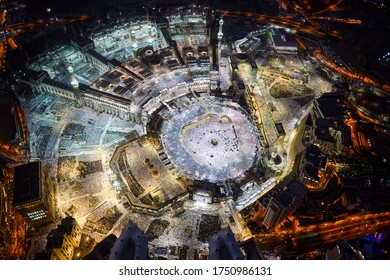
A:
[[84, 234, 117, 260], [0, 90, 25, 161], [311, 93, 347, 120], [16, 68, 142, 123], [34, 217, 82, 260], [313, 118, 352, 156], [298, 144, 328, 187], [1, 0, 389, 262], [35, 216, 82, 260], [208, 226, 245, 260], [326, 240, 365, 260], [306, 93, 352, 157], [12, 161, 55, 228], [270, 29, 298, 54], [109, 222, 148, 260], [263, 179, 307, 229], [241, 238, 265, 260], [190, 181, 227, 204]]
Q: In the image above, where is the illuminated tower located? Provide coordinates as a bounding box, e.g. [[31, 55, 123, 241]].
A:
[[67, 66, 79, 89], [131, 30, 138, 51], [217, 18, 224, 41], [147, 24, 154, 46]]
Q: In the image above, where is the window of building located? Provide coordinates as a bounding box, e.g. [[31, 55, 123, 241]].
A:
[[27, 210, 46, 221]]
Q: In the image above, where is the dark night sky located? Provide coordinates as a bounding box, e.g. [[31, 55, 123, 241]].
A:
[[23, 0, 275, 16], [25, 0, 122, 15]]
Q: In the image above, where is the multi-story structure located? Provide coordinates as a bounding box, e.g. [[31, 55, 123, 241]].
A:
[[311, 93, 347, 120], [263, 179, 307, 229], [166, 7, 207, 36], [208, 226, 245, 260], [313, 118, 352, 156], [307, 93, 352, 156], [12, 161, 56, 228], [326, 240, 365, 260], [84, 234, 117, 260], [35, 216, 82, 260], [16, 69, 79, 101], [298, 144, 328, 187], [109, 222, 148, 260], [271, 29, 298, 55], [0, 90, 27, 161], [16, 68, 142, 123]]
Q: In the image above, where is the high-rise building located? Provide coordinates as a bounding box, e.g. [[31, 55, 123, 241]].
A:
[[241, 238, 265, 260], [263, 179, 307, 229], [208, 226, 245, 260], [84, 234, 117, 260], [298, 144, 328, 187], [35, 216, 82, 260], [109, 222, 148, 260], [326, 240, 365, 260], [12, 161, 56, 228]]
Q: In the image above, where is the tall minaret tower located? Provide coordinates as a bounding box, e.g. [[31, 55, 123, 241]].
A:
[[217, 18, 224, 41], [131, 30, 138, 52], [147, 24, 154, 47], [67, 66, 79, 89]]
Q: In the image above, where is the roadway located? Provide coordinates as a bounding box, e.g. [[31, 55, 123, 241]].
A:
[[0, 16, 89, 34], [223, 10, 341, 39], [296, 39, 390, 93], [0, 39, 6, 71], [291, 212, 390, 251]]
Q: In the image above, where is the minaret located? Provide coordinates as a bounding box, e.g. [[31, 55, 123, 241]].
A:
[[67, 66, 79, 89], [147, 24, 153, 46], [131, 30, 138, 51], [217, 18, 224, 41]]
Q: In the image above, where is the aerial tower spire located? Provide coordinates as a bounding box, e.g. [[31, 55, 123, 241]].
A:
[[67, 66, 79, 89], [217, 18, 224, 41]]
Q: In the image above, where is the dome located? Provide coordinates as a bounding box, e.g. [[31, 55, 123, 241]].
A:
[[273, 154, 282, 165], [236, 53, 248, 61], [145, 49, 154, 57]]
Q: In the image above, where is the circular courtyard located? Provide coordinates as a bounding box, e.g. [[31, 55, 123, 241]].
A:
[[159, 100, 260, 183]]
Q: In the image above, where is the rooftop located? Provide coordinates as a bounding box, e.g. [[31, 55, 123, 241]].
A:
[[13, 161, 42, 206], [109, 222, 148, 260], [315, 93, 346, 119], [208, 226, 244, 260], [305, 144, 327, 169]]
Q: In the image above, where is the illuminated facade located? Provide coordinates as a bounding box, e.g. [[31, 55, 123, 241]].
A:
[[36, 216, 82, 260], [17, 69, 142, 123], [270, 29, 298, 54], [4, 1, 388, 261]]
